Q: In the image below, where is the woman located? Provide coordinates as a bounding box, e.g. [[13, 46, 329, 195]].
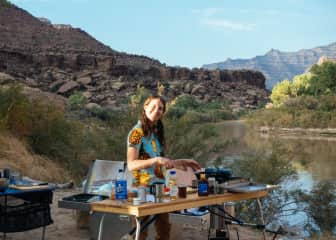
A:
[[127, 95, 201, 240]]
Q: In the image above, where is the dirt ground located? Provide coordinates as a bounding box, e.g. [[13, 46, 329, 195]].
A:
[[1, 189, 284, 240]]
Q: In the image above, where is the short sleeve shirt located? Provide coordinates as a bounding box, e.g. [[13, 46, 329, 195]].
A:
[[127, 121, 166, 186]]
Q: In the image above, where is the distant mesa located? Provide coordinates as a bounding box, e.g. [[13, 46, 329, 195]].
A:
[[203, 42, 336, 89]]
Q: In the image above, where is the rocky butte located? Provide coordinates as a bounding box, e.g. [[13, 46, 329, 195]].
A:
[[0, 1, 269, 111]]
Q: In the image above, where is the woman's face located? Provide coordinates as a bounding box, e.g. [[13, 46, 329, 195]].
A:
[[144, 98, 165, 122]]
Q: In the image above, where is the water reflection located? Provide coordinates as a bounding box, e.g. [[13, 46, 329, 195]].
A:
[[215, 120, 336, 183], [214, 121, 336, 236]]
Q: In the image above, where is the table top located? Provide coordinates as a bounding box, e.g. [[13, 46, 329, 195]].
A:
[[91, 190, 269, 217], [0, 185, 55, 196]]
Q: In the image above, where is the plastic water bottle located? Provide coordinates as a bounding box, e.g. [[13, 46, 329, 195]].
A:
[[169, 170, 178, 200], [115, 169, 128, 202]]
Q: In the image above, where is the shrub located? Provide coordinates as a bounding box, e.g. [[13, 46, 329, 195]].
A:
[[69, 92, 87, 110], [165, 106, 187, 119], [173, 94, 199, 110], [318, 95, 336, 111]]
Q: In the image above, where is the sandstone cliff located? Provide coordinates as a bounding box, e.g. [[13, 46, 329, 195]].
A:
[[0, 2, 269, 111]]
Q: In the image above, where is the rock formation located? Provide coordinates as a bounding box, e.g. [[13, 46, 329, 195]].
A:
[[203, 42, 336, 89], [0, 1, 269, 112]]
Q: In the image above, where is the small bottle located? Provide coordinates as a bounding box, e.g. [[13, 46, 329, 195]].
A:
[[208, 177, 216, 194], [198, 173, 209, 196], [168, 170, 178, 200], [115, 169, 128, 201]]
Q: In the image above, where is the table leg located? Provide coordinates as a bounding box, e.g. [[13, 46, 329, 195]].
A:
[[41, 226, 46, 240], [97, 213, 106, 240], [256, 198, 266, 240], [4, 195, 7, 240], [135, 217, 141, 240]]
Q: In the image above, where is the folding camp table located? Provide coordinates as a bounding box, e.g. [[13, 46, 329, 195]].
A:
[[92, 189, 270, 240], [0, 185, 54, 240]]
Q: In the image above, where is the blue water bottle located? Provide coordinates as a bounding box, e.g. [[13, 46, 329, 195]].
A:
[[115, 169, 128, 201]]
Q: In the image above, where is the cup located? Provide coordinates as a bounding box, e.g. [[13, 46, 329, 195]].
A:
[[137, 186, 146, 203], [150, 182, 165, 202], [178, 185, 187, 198]]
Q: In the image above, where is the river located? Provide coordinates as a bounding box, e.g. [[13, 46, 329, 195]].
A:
[[212, 120, 336, 185], [208, 120, 336, 236]]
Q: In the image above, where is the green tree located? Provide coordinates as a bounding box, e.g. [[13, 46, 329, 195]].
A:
[[292, 73, 313, 96], [309, 62, 336, 95], [270, 79, 293, 107]]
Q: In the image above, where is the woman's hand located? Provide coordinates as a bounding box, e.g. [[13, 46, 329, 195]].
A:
[[173, 159, 202, 171], [156, 156, 174, 169]]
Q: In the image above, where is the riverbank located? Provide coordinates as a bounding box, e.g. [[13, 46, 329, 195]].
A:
[[258, 126, 336, 141], [259, 126, 336, 135]]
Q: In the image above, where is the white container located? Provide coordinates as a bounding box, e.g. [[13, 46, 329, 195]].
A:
[[168, 170, 178, 200]]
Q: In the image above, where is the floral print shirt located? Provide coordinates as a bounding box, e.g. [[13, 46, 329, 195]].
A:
[[127, 121, 166, 187]]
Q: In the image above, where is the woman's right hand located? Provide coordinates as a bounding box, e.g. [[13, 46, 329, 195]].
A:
[[156, 156, 174, 169]]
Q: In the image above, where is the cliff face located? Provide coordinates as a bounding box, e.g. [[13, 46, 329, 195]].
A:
[[0, 2, 269, 111], [203, 42, 336, 89]]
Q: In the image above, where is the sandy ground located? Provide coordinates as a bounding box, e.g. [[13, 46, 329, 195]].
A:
[[1, 189, 283, 240]]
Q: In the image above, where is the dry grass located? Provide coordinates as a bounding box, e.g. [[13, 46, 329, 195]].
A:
[[0, 131, 71, 182]]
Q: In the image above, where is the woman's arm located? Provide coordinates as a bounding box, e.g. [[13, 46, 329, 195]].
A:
[[127, 147, 174, 171]]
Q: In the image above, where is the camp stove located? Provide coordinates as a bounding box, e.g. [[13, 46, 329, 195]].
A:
[[58, 160, 133, 240]]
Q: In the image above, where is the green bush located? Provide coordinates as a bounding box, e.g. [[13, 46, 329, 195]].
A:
[[318, 95, 336, 111], [69, 92, 87, 110], [165, 106, 187, 119], [0, 85, 31, 136], [173, 94, 199, 110]]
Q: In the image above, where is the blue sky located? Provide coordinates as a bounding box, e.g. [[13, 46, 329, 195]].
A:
[[9, 0, 336, 68]]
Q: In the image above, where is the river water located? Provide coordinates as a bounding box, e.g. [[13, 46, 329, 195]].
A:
[[208, 120, 336, 235], [212, 120, 336, 185]]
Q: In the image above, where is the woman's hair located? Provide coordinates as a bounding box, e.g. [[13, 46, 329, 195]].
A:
[[141, 95, 166, 150]]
